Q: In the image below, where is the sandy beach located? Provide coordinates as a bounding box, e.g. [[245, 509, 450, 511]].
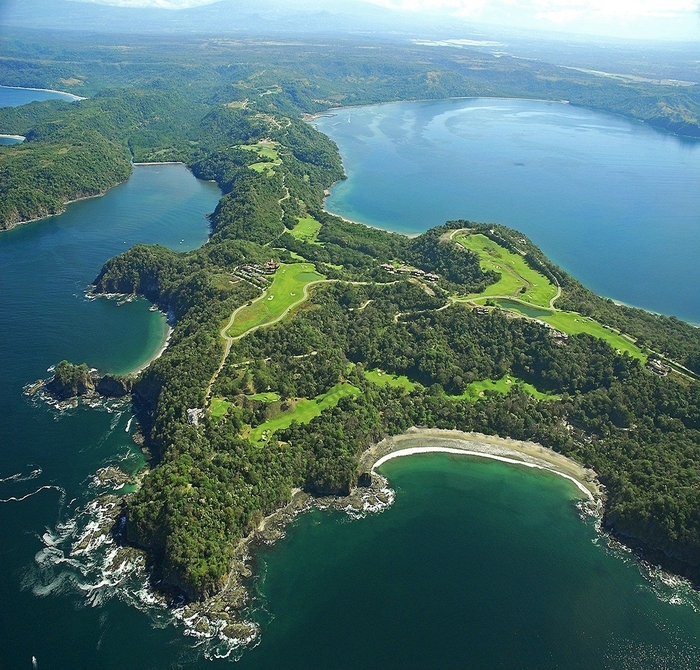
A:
[[129, 323, 173, 376], [360, 427, 602, 500]]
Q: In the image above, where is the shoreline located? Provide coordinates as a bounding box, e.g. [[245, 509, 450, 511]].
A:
[[308, 95, 572, 120], [332, 209, 420, 239], [1, 162, 194, 233], [129, 323, 173, 376], [132, 161, 185, 166], [360, 427, 602, 501], [0, 84, 85, 101], [89, 292, 174, 377], [0, 133, 25, 140], [0, 189, 114, 232], [180, 426, 601, 616], [308, 94, 700, 142]]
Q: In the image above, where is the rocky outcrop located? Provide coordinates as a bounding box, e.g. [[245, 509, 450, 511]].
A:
[[46, 360, 95, 399], [44, 360, 132, 401], [96, 373, 132, 397]]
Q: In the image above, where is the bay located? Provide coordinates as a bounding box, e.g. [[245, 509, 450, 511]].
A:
[[0, 164, 220, 669], [315, 98, 700, 324], [0, 84, 83, 107], [237, 454, 700, 669]]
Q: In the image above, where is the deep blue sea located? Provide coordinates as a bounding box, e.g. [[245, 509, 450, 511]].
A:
[[315, 98, 700, 323], [1, 90, 700, 668]]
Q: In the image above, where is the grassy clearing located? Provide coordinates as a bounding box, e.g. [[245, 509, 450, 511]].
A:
[[250, 382, 360, 442], [239, 142, 279, 161], [457, 233, 557, 307], [491, 299, 645, 361], [239, 142, 281, 174], [227, 263, 325, 339], [364, 368, 417, 391], [290, 215, 322, 243], [542, 311, 645, 361], [210, 397, 232, 418], [451, 375, 560, 401], [247, 392, 281, 402]]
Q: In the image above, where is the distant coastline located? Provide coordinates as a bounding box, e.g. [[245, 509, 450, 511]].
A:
[[0, 84, 84, 101]]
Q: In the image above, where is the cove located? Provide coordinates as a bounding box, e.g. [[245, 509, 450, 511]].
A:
[[0, 84, 83, 107], [236, 454, 700, 669], [314, 98, 700, 324]]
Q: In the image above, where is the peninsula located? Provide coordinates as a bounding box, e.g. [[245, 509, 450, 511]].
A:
[[89, 115, 700, 606], [5, 31, 700, 617]]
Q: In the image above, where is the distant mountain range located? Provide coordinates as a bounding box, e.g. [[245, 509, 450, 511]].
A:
[[0, 0, 465, 36]]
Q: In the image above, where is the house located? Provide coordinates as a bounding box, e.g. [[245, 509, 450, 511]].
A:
[[646, 358, 671, 376]]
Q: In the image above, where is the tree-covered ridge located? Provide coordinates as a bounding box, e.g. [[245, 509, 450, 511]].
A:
[[0, 130, 131, 229], [86, 101, 700, 601]]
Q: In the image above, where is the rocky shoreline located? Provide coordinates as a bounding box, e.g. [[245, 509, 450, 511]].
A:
[[155, 428, 600, 639]]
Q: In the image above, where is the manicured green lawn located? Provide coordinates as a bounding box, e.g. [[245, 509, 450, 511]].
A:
[[364, 368, 417, 391], [210, 397, 232, 418], [239, 142, 281, 174], [457, 233, 557, 307], [541, 311, 645, 361], [227, 263, 325, 339], [451, 375, 559, 401], [211, 392, 280, 417], [247, 392, 281, 402], [250, 382, 360, 442], [490, 299, 645, 361], [289, 216, 322, 243]]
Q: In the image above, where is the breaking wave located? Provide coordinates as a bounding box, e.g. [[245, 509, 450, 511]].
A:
[[0, 466, 42, 484], [23, 491, 259, 660]]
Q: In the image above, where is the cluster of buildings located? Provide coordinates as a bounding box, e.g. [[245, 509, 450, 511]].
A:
[[380, 263, 440, 282], [646, 358, 671, 376], [233, 260, 281, 287]]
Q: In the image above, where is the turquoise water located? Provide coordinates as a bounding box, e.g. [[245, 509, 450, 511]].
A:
[[1, 96, 700, 668], [0, 84, 82, 107], [237, 455, 700, 669], [315, 98, 700, 324]]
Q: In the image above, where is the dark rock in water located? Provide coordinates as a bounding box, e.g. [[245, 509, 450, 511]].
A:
[[96, 373, 132, 397], [45, 361, 133, 400], [357, 471, 373, 487], [46, 360, 95, 399]]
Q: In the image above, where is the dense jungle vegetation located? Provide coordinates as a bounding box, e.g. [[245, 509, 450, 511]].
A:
[[5, 30, 700, 600]]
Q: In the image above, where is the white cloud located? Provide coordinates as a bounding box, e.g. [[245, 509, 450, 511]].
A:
[[364, 0, 699, 21]]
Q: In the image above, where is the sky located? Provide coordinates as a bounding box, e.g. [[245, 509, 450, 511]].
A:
[[71, 0, 700, 40]]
